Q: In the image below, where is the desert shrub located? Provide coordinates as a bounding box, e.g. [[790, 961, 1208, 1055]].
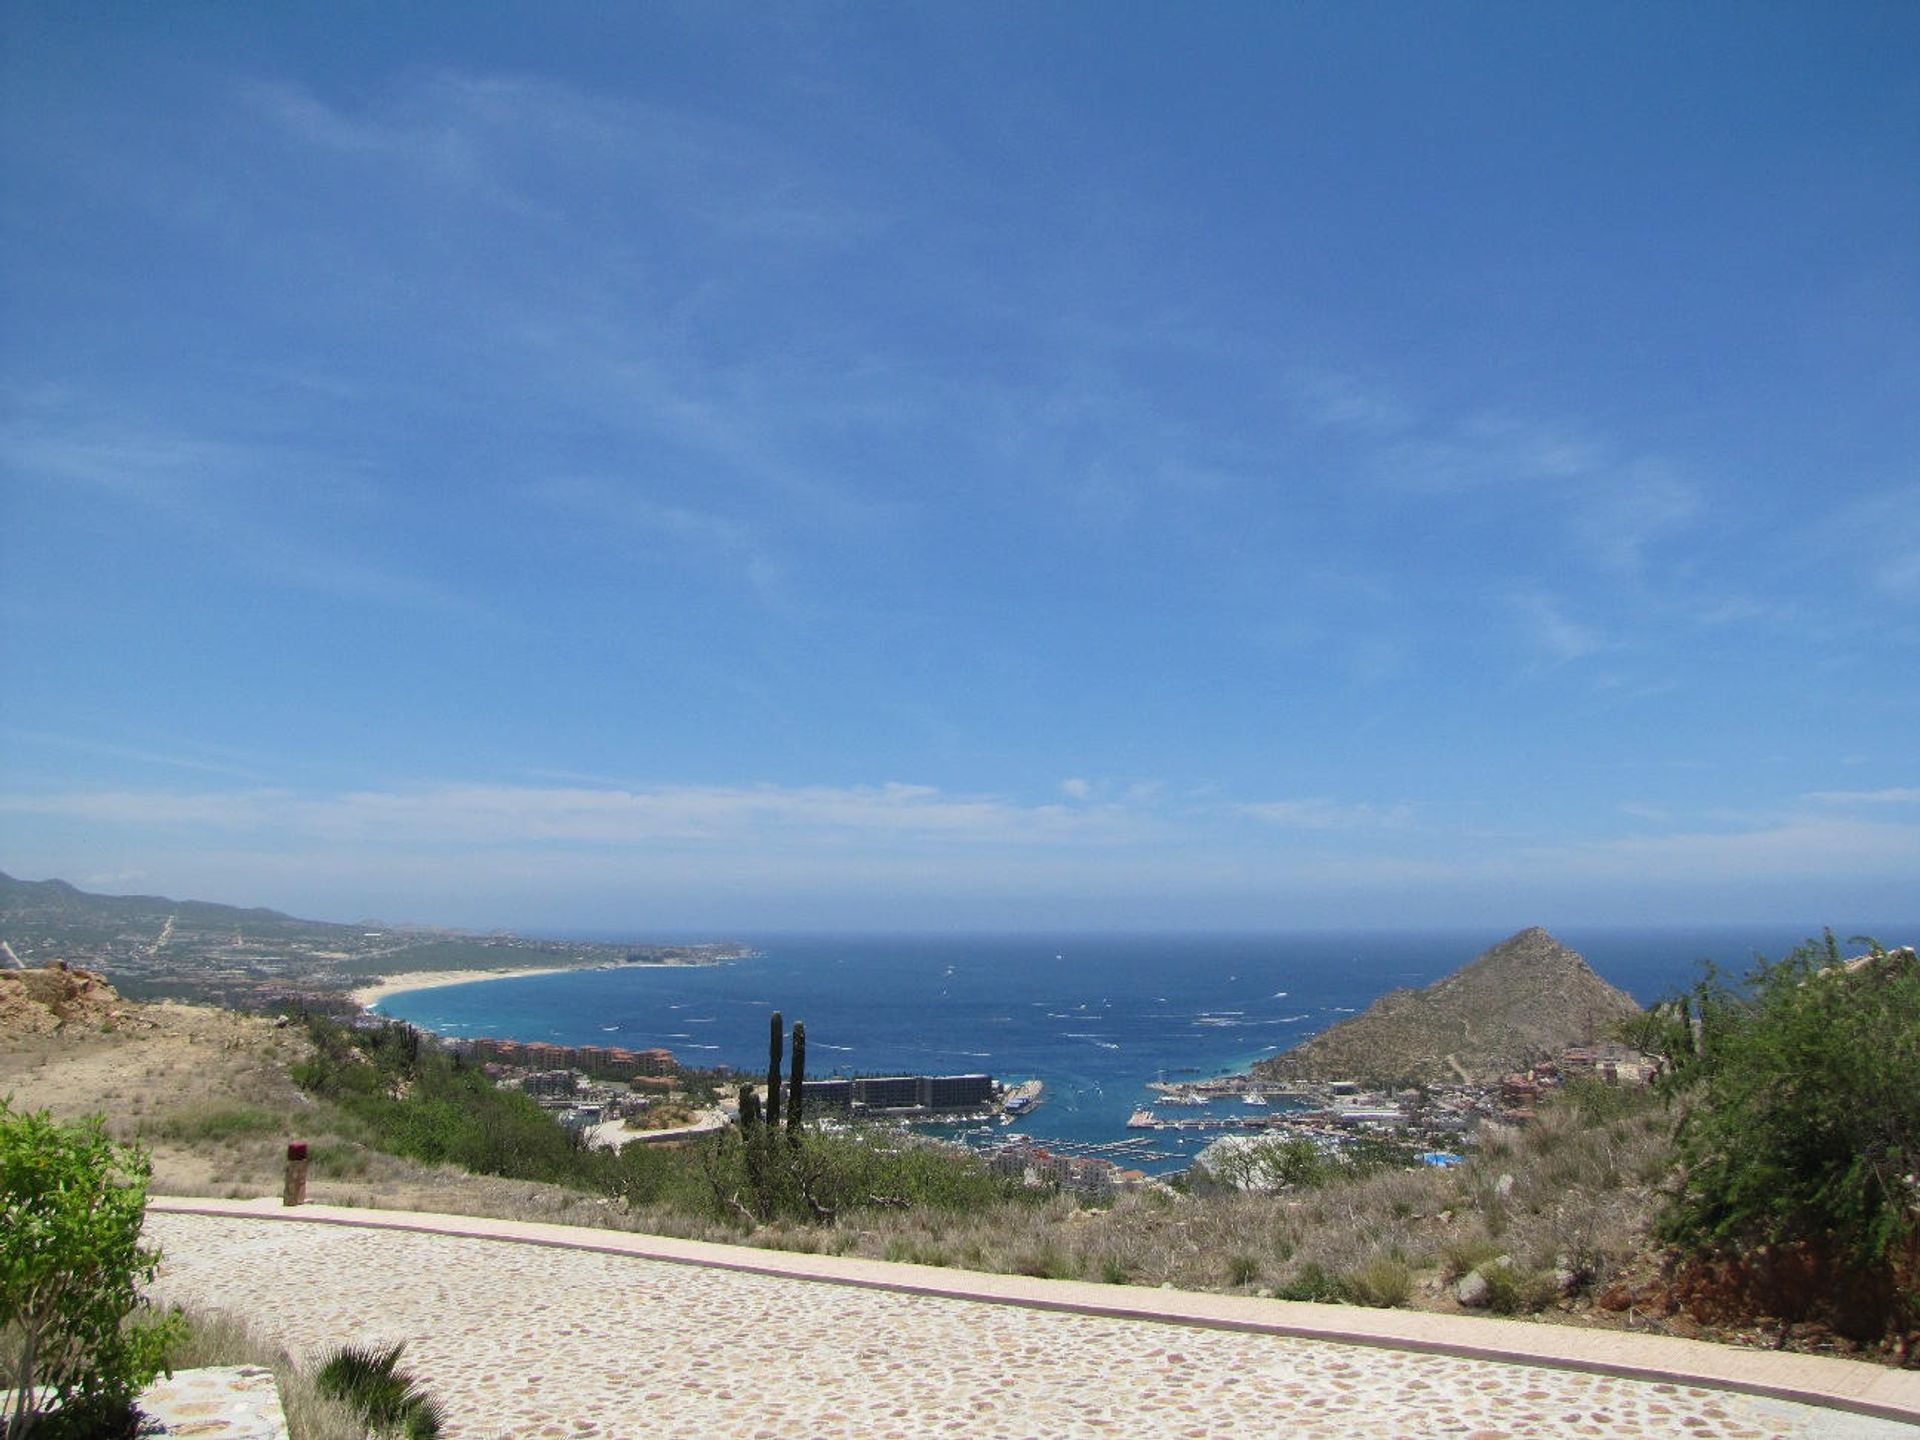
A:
[[157, 1105, 282, 1144], [303, 1140, 371, 1180], [1, 1101, 183, 1440], [1554, 1076, 1655, 1126], [1274, 1261, 1343, 1303], [1012, 1242, 1074, 1280], [1190, 1135, 1333, 1193], [315, 1342, 443, 1440], [291, 1017, 614, 1192], [1337, 1133, 1423, 1176], [166, 1305, 364, 1440], [1478, 1260, 1559, 1315], [1224, 1253, 1261, 1286], [1339, 1253, 1414, 1308], [1652, 934, 1920, 1338], [694, 1124, 1027, 1227], [1440, 1236, 1505, 1282]]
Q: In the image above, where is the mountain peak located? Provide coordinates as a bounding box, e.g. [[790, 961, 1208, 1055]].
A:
[[1254, 928, 1640, 1087]]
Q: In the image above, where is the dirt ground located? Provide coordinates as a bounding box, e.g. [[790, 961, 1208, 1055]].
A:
[[0, 975, 609, 1225]]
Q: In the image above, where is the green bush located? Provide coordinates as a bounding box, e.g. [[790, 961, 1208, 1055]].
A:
[[1338, 1253, 1414, 1308], [1653, 934, 1920, 1337], [292, 1017, 613, 1192], [1, 1101, 183, 1439], [315, 1342, 443, 1439], [1478, 1261, 1558, 1315], [1224, 1253, 1261, 1286], [694, 1124, 1027, 1227], [1274, 1261, 1343, 1303], [157, 1105, 282, 1144], [1190, 1135, 1332, 1193]]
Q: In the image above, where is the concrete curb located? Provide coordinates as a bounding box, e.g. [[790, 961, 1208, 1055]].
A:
[[148, 1196, 1920, 1428]]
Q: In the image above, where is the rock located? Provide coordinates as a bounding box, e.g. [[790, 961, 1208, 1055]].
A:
[[0, 964, 124, 1036], [1494, 1173, 1515, 1200], [1455, 1271, 1491, 1308], [1553, 1267, 1580, 1296]]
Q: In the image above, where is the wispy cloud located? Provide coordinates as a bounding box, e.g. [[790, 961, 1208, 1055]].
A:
[[1509, 590, 1609, 663], [1379, 412, 1607, 496], [1805, 787, 1920, 807], [1820, 485, 1920, 601], [1, 401, 475, 615], [1283, 368, 1411, 435], [1237, 798, 1413, 831], [0, 781, 1150, 851], [0, 729, 268, 782], [533, 475, 789, 607]]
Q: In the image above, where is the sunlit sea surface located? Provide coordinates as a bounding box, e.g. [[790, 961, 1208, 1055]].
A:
[[375, 926, 1864, 1173]]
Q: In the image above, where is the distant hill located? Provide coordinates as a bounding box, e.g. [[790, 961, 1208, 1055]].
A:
[[0, 870, 319, 935], [0, 871, 747, 1006], [1253, 927, 1642, 1087]]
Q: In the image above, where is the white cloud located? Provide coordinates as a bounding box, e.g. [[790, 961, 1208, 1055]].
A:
[[0, 403, 475, 615], [1805, 787, 1920, 807], [1284, 368, 1410, 434], [1510, 590, 1608, 663], [0, 780, 1148, 851], [1059, 777, 1093, 800], [1570, 461, 1701, 576], [1821, 485, 1920, 601], [1237, 798, 1412, 831]]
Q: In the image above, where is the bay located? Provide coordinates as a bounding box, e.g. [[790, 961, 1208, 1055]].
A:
[[375, 925, 1847, 1173]]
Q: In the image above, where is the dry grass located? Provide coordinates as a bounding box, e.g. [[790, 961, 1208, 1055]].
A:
[[4, 1000, 1675, 1335], [649, 1085, 1671, 1323], [164, 1304, 368, 1440]]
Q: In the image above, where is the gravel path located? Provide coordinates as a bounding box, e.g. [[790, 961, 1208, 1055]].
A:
[[145, 1208, 1916, 1439]]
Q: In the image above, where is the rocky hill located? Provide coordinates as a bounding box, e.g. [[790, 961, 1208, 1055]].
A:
[[1253, 927, 1641, 1087]]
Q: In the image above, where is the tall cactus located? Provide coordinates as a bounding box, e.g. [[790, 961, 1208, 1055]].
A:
[[786, 1020, 806, 1140], [764, 1011, 784, 1130], [737, 1083, 761, 1128]]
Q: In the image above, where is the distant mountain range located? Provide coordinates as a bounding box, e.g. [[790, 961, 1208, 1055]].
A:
[[0, 869, 318, 933], [1253, 926, 1642, 1087], [0, 871, 745, 1007]]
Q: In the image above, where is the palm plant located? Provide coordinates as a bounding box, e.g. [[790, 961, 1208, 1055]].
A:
[[313, 1342, 443, 1439]]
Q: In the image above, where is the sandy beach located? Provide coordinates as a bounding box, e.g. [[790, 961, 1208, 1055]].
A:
[[349, 964, 589, 1009]]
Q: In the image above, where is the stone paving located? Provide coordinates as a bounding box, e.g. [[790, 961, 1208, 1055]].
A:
[[140, 1366, 289, 1439], [144, 1208, 1918, 1440]]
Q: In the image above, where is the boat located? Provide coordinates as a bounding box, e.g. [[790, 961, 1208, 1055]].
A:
[[1242, 1091, 1269, 1107]]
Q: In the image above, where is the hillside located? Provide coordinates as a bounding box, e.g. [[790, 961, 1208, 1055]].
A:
[[1253, 927, 1642, 1086], [0, 870, 746, 1008], [1, 869, 335, 941]]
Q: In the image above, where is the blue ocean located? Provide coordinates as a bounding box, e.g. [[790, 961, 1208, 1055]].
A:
[[375, 926, 1853, 1173]]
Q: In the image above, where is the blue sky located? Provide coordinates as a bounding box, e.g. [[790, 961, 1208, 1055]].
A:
[[2, 4, 1916, 933]]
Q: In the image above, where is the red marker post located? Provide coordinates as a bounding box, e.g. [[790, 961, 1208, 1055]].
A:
[[283, 1141, 309, 1206]]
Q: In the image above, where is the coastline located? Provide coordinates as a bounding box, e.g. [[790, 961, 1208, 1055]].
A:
[[350, 964, 590, 1010]]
